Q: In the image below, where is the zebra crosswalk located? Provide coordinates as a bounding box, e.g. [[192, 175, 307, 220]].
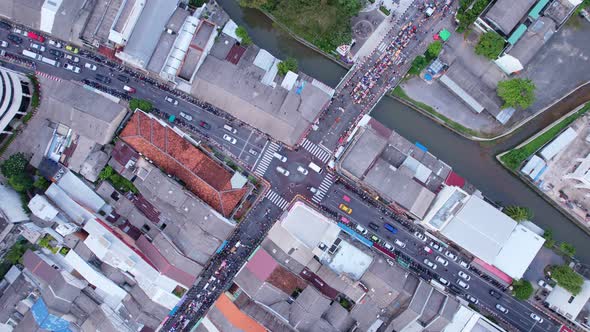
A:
[[301, 139, 332, 163], [254, 141, 280, 176], [266, 190, 289, 210], [312, 172, 335, 204], [377, 42, 387, 53]]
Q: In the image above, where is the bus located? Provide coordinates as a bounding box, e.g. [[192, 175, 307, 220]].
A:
[[41, 56, 60, 67], [22, 49, 42, 60]]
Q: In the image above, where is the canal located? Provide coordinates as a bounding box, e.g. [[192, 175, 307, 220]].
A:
[[218, 0, 590, 264]]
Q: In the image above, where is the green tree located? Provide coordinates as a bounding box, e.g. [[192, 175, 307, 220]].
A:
[[512, 279, 533, 300], [551, 265, 584, 295], [409, 55, 429, 75], [277, 57, 298, 76], [235, 26, 253, 46], [475, 32, 505, 60], [33, 177, 50, 191], [239, 0, 269, 8], [8, 174, 33, 193], [503, 205, 533, 221], [188, 0, 206, 7], [129, 98, 153, 112], [497, 78, 536, 110], [338, 0, 362, 16], [560, 242, 576, 257], [4, 241, 29, 265], [543, 229, 556, 248], [98, 165, 114, 181], [426, 41, 443, 60], [1, 153, 29, 178]]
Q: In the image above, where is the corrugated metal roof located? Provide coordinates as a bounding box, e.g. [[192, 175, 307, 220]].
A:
[[539, 127, 577, 160], [439, 75, 485, 113], [508, 24, 528, 45], [529, 0, 551, 19]]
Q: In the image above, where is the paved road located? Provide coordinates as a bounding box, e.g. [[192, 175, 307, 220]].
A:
[[0, 15, 562, 332]]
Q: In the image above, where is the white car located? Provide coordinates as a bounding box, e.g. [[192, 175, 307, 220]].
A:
[[423, 259, 437, 270], [64, 54, 79, 63], [30, 42, 45, 52], [459, 260, 471, 269], [438, 277, 449, 286], [248, 149, 258, 156], [48, 39, 62, 48], [456, 279, 470, 289], [530, 313, 543, 323], [394, 239, 406, 248], [276, 166, 290, 176], [444, 250, 458, 261], [84, 62, 97, 71], [296, 166, 308, 175], [179, 111, 193, 121], [414, 231, 427, 242], [0, 41, 7, 48], [538, 280, 553, 291], [429, 241, 443, 252], [458, 271, 471, 281], [384, 242, 393, 251], [223, 134, 237, 144], [435, 256, 448, 266], [495, 304, 509, 314], [64, 63, 80, 73], [165, 96, 178, 105], [465, 294, 478, 304]]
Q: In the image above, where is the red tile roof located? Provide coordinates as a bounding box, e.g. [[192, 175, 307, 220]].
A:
[[111, 140, 139, 172], [119, 111, 248, 217], [445, 171, 465, 188], [226, 44, 246, 65], [136, 235, 196, 287]]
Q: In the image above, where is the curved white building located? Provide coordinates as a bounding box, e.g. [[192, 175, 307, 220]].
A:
[[0, 66, 31, 141]]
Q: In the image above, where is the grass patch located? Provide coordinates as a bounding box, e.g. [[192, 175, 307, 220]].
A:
[[0, 134, 17, 157], [500, 103, 590, 170], [98, 165, 139, 194], [391, 86, 480, 137], [379, 6, 391, 15]]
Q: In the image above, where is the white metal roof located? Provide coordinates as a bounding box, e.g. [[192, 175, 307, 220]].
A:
[[439, 75, 485, 113], [521, 154, 546, 179], [493, 224, 545, 279], [495, 55, 524, 75], [221, 19, 241, 42], [0, 184, 28, 223], [546, 280, 590, 320], [161, 16, 199, 78], [253, 49, 275, 72], [540, 127, 577, 160], [281, 202, 340, 249], [281, 71, 298, 90]]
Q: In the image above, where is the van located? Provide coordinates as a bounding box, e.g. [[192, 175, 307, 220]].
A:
[[22, 49, 42, 60], [355, 224, 367, 235], [41, 57, 60, 67], [223, 124, 237, 134], [308, 162, 323, 174], [273, 152, 287, 162]]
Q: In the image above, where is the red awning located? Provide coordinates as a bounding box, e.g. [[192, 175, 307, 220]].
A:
[[473, 258, 513, 284], [445, 171, 465, 187]]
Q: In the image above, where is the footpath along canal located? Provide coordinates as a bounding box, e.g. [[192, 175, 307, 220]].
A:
[[217, 0, 590, 263]]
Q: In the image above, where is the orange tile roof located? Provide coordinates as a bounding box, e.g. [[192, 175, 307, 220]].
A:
[[214, 294, 266, 332], [120, 111, 248, 217]]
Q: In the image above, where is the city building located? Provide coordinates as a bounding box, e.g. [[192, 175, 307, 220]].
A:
[[0, 66, 32, 144], [119, 110, 250, 218], [443, 305, 507, 331], [0, 184, 28, 224], [545, 280, 590, 328]]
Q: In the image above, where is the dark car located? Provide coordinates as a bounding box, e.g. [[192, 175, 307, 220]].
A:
[[368, 222, 379, 231], [95, 74, 112, 84], [48, 48, 64, 58], [117, 74, 130, 83], [489, 289, 502, 300], [199, 121, 211, 129], [448, 284, 463, 294], [7, 34, 23, 44], [0, 21, 11, 30], [384, 223, 398, 234]]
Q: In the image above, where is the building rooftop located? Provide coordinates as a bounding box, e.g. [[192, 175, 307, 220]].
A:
[[508, 17, 556, 67], [546, 280, 590, 321], [340, 126, 388, 179], [178, 20, 216, 81], [147, 8, 192, 74], [485, 0, 537, 35], [0, 0, 42, 31], [119, 111, 248, 217], [493, 224, 545, 279], [81, 0, 124, 44], [0, 184, 28, 223]]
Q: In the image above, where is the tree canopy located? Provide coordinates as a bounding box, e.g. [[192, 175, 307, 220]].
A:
[[543, 229, 555, 248], [427, 41, 443, 59], [277, 57, 298, 76], [559, 242, 576, 257], [235, 26, 253, 46], [475, 32, 505, 60], [503, 205, 533, 221], [551, 265, 584, 295], [497, 78, 536, 110], [512, 279, 533, 300], [409, 55, 429, 75], [1, 153, 28, 178]]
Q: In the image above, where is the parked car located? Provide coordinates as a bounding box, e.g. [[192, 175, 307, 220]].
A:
[[179, 111, 192, 121], [370, 235, 379, 242], [394, 239, 406, 248], [84, 62, 97, 71], [63, 63, 80, 73], [49, 49, 64, 58], [0, 41, 7, 48], [435, 256, 448, 266], [429, 241, 443, 252], [165, 96, 178, 105], [489, 289, 502, 300], [355, 224, 367, 235], [384, 242, 393, 251], [456, 279, 469, 289], [276, 166, 289, 176], [340, 216, 350, 224], [48, 39, 62, 48], [64, 54, 79, 62], [65, 44, 79, 53], [459, 260, 471, 269], [414, 231, 427, 242], [458, 271, 471, 281], [7, 34, 23, 44], [95, 74, 111, 84], [0, 21, 11, 30], [199, 121, 211, 129], [423, 259, 437, 270], [438, 277, 450, 286], [530, 313, 543, 323], [27, 31, 45, 42], [495, 304, 508, 314], [339, 204, 352, 215], [117, 74, 130, 83], [30, 42, 45, 52], [465, 294, 478, 304], [223, 134, 237, 144], [538, 280, 554, 291], [296, 166, 308, 175], [444, 250, 458, 261]]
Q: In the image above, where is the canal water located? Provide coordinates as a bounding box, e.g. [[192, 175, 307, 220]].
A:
[[217, 0, 590, 263]]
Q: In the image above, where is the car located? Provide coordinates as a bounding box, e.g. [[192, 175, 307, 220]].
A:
[[370, 235, 379, 242], [84, 62, 97, 71], [459, 260, 471, 269], [64, 63, 81, 73], [0, 21, 11, 30], [30, 42, 45, 52], [538, 280, 554, 291], [444, 250, 458, 261], [438, 277, 450, 286], [339, 203, 352, 215], [199, 121, 211, 129], [423, 246, 433, 254], [384, 223, 397, 234], [489, 289, 502, 300], [223, 134, 237, 144], [423, 259, 437, 270], [0, 41, 7, 48], [465, 294, 478, 304], [275, 166, 289, 176], [248, 148, 258, 156], [49, 49, 64, 58], [27, 31, 45, 42], [95, 74, 111, 84], [165, 96, 178, 105], [435, 256, 448, 266], [355, 224, 367, 235], [309, 187, 318, 194], [429, 241, 443, 252], [179, 112, 192, 121], [414, 231, 427, 242], [394, 239, 406, 248], [495, 304, 508, 314], [342, 195, 351, 202], [64, 54, 79, 63], [368, 222, 379, 231], [65, 45, 79, 53], [48, 39, 62, 48], [7, 34, 23, 44], [458, 271, 471, 281], [456, 279, 470, 289], [117, 74, 130, 83], [13, 28, 24, 35], [123, 85, 136, 93], [340, 216, 350, 224], [530, 313, 544, 323], [297, 166, 308, 175], [384, 242, 393, 251], [448, 284, 463, 294]]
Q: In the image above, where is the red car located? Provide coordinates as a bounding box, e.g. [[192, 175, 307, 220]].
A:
[[340, 216, 350, 224], [27, 31, 45, 43], [342, 194, 351, 203]]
